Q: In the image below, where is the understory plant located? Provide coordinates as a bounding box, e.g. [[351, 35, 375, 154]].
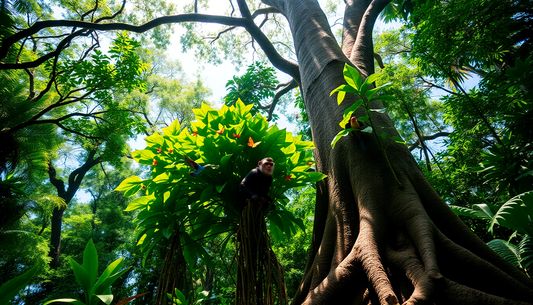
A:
[[116, 99, 326, 304], [43, 239, 145, 305], [330, 63, 405, 186], [450, 191, 533, 277], [0, 264, 39, 305]]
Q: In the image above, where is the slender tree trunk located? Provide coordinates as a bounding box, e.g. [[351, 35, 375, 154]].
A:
[[47, 150, 100, 269], [261, 0, 533, 304], [48, 206, 66, 269]]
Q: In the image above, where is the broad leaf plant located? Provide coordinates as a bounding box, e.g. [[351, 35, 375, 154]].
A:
[[116, 99, 326, 268]]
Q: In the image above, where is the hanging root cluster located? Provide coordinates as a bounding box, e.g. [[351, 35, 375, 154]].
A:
[[236, 201, 288, 305], [155, 230, 192, 305]]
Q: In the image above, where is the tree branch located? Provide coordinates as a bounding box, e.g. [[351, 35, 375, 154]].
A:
[[48, 161, 66, 197], [341, 0, 369, 58], [408, 132, 451, 151], [236, 0, 300, 83], [65, 150, 101, 202], [350, 0, 392, 76], [81, 0, 99, 21], [55, 122, 107, 141], [252, 7, 280, 19], [1, 28, 92, 69], [421, 78, 458, 96], [267, 79, 298, 121], [1, 14, 247, 66]]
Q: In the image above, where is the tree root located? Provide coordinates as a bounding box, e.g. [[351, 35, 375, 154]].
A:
[[293, 168, 533, 305]]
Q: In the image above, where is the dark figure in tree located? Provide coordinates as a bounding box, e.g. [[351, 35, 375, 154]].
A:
[[238, 157, 274, 210]]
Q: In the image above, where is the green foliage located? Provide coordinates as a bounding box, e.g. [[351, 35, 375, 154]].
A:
[[330, 63, 403, 149], [117, 99, 325, 268], [330, 64, 404, 186], [44, 239, 131, 305], [167, 287, 208, 305], [487, 236, 533, 277], [478, 134, 533, 196], [0, 264, 39, 305], [450, 191, 533, 276], [408, 0, 532, 80], [373, 29, 447, 152], [224, 62, 279, 118]]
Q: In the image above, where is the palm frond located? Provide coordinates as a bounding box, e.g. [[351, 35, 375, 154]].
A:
[[487, 239, 521, 268], [519, 235, 533, 276]]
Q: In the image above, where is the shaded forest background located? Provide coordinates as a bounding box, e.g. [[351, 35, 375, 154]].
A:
[[1, 0, 532, 304]]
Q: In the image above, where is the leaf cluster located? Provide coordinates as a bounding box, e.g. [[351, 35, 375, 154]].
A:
[[116, 99, 325, 272]]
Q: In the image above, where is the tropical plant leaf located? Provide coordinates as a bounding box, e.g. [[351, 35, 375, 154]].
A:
[[0, 265, 39, 304], [343, 64, 363, 91], [487, 239, 520, 268], [360, 73, 382, 95], [82, 239, 98, 289], [489, 191, 533, 236]]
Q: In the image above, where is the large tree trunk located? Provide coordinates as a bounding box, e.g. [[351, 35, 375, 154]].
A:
[[262, 0, 533, 304]]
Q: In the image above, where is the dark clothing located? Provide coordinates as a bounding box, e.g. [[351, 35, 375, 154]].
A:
[[238, 167, 273, 209]]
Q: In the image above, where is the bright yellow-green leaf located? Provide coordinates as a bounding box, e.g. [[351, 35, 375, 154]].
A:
[[162, 120, 181, 136]]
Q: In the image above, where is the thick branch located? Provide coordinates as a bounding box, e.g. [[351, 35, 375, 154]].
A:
[[48, 161, 66, 197], [207, 7, 281, 42], [341, 0, 370, 58], [1, 28, 91, 70], [350, 0, 391, 76], [261, 0, 346, 94], [55, 122, 107, 141], [65, 150, 101, 202], [237, 0, 300, 83], [251, 7, 280, 18], [1, 14, 247, 67]]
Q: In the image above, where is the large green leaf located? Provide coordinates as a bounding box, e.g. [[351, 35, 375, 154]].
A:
[[343, 64, 362, 91], [519, 235, 533, 274], [449, 204, 494, 221], [92, 258, 125, 295], [490, 191, 533, 236], [96, 294, 113, 305], [125, 196, 153, 212], [82, 239, 99, 289], [94, 265, 130, 296], [69, 258, 91, 295], [487, 239, 520, 267], [114, 176, 143, 197], [360, 73, 382, 96], [0, 265, 39, 305]]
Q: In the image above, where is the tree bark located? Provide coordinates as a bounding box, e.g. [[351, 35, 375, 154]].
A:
[[261, 0, 533, 304], [47, 150, 101, 269]]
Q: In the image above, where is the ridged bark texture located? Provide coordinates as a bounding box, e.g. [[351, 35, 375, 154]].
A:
[[261, 0, 533, 304]]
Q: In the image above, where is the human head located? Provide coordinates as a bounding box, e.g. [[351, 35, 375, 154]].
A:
[[258, 157, 274, 176]]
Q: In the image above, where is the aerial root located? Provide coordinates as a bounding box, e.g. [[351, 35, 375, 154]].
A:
[[355, 219, 399, 305]]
